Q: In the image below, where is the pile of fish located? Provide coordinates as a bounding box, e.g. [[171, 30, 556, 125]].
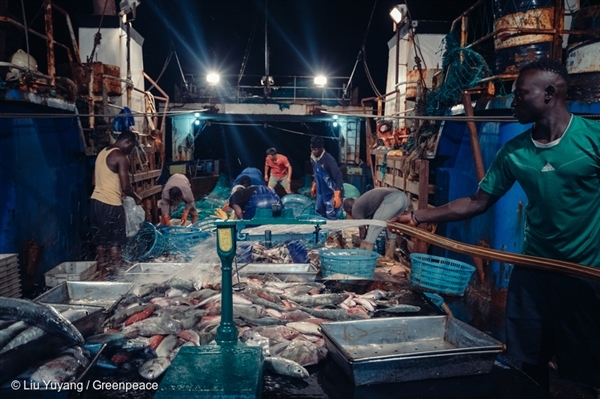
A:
[[79, 272, 421, 381], [0, 298, 84, 353]]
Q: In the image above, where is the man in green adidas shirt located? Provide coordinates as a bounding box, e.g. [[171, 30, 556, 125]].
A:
[[392, 59, 600, 394]]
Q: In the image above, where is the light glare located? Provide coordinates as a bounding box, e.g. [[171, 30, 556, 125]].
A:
[[390, 5, 407, 24], [206, 73, 220, 84], [314, 76, 327, 87]]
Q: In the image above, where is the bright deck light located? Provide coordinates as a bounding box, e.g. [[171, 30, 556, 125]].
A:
[[206, 73, 220, 85], [314, 76, 327, 87], [390, 4, 407, 24], [194, 119, 200, 126]]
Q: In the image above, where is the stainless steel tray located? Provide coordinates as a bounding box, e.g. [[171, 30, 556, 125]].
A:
[[321, 316, 503, 386], [238, 263, 318, 282], [34, 281, 133, 312], [0, 303, 104, 384]]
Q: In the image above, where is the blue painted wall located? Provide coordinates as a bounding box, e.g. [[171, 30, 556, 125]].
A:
[[0, 103, 91, 294], [431, 100, 600, 289], [432, 108, 528, 289]]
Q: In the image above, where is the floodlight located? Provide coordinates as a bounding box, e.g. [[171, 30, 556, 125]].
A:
[[333, 115, 338, 120], [119, 0, 141, 15], [194, 119, 200, 126], [390, 4, 407, 24], [333, 121, 338, 128], [206, 73, 220, 85], [261, 76, 274, 86], [314, 76, 327, 87], [194, 112, 200, 118]]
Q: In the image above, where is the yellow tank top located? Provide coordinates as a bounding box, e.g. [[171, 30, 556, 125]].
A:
[[91, 147, 122, 206]]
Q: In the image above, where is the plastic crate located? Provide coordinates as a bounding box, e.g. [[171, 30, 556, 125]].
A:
[[409, 254, 476, 296], [319, 249, 379, 279], [44, 261, 97, 287]]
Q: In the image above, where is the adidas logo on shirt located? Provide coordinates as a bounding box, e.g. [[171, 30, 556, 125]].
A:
[[541, 162, 555, 172]]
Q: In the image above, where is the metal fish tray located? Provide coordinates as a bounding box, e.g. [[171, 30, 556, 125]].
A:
[[321, 316, 503, 386], [0, 303, 104, 384], [34, 281, 133, 313], [123, 262, 210, 284], [238, 263, 318, 282]]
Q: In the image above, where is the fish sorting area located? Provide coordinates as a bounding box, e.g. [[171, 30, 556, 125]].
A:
[[0, 228, 592, 399]]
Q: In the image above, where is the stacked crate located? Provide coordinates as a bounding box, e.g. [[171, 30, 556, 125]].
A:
[[0, 254, 22, 298]]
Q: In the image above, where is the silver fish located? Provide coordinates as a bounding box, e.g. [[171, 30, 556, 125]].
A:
[[298, 306, 368, 321], [121, 316, 182, 336], [132, 283, 158, 297], [265, 356, 309, 379], [122, 337, 151, 351], [0, 321, 28, 349], [282, 293, 348, 307], [155, 334, 178, 358], [238, 316, 286, 326], [0, 326, 44, 353], [139, 357, 171, 380], [278, 339, 319, 366], [233, 304, 267, 320], [0, 298, 83, 344], [30, 355, 80, 383], [375, 304, 421, 313]]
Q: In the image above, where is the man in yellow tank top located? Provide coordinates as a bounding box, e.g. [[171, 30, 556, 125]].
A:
[[90, 130, 141, 279]]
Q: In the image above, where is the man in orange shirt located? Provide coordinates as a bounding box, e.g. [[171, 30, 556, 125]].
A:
[[264, 147, 292, 194]]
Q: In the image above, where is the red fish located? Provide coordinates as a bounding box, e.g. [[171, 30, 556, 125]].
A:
[[125, 307, 155, 326], [149, 334, 165, 350], [111, 352, 131, 364]]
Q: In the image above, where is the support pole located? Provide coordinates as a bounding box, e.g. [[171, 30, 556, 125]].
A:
[[462, 92, 485, 182]]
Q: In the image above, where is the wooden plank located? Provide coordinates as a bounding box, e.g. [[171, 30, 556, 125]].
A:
[[130, 169, 162, 183], [137, 185, 163, 199], [384, 174, 394, 187], [417, 160, 429, 211]]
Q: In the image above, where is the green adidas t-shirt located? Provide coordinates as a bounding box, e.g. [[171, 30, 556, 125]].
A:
[[479, 115, 600, 268]]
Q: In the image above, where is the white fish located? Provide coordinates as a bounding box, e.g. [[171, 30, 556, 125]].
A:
[[155, 334, 178, 358], [285, 322, 322, 336], [358, 289, 387, 300], [30, 355, 80, 383], [353, 297, 376, 312], [139, 357, 171, 380], [265, 356, 309, 379]]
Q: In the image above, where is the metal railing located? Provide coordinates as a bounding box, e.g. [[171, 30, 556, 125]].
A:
[[182, 74, 352, 104]]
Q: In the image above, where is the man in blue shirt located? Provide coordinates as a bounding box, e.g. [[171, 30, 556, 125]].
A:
[[309, 136, 344, 219]]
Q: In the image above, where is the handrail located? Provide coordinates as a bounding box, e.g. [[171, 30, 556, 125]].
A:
[[387, 222, 600, 281]]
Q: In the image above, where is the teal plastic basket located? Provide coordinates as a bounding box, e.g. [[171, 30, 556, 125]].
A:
[[319, 249, 379, 279], [123, 222, 168, 262], [409, 253, 476, 296]]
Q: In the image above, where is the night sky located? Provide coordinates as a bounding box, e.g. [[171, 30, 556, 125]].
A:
[[18, 0, 478, 178], [29, 0, 478, 100]]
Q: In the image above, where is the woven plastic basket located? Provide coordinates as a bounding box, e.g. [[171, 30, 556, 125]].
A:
[[123, 222, 168, 262], [409, 253, 476, 296], [319, 249, 379, 279]]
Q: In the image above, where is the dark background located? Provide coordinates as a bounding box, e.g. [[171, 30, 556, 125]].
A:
[[15, 0, 478, 179], [17, 0, 478, 100]]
